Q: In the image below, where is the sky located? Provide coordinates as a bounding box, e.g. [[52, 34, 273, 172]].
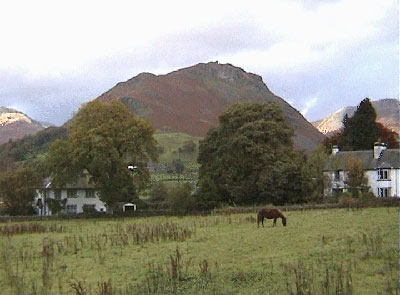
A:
[[0, 0, 398, 126]]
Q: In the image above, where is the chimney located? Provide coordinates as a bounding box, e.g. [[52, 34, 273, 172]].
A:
[[332, 145, 339, 156], [374, 142, 387, 159]]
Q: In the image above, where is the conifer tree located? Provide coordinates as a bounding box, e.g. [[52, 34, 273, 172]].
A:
[[339, 98, 378, 151]]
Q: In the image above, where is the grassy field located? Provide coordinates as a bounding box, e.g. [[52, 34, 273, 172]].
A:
[[150, 132, 201, 187], [154, 132, 200, 164], [0, 207, 397, 295]]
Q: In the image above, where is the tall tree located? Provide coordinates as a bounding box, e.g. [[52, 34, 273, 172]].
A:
[[376, 122, 399, 149], [324, 100, 398, 152], [197, 102, 308, 206], [344, 156, 369, 197], [339, 98, 378, 151], [303, 145, 331, 202], [0, 166, 42, 215], [47, 100, 158, 211]]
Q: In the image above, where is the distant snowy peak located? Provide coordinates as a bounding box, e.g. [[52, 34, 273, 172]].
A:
[[0, 112, 32, 127], [314, 107, 348, 134], [0, 106, 45, 145]]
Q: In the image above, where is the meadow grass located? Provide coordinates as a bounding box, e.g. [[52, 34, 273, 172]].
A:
[[153, 132, 200, 164], [0, 207, 397, 294]]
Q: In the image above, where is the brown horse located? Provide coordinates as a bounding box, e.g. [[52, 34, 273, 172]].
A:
[[257, 208, 287, 227]]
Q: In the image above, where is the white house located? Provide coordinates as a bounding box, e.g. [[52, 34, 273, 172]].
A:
[[324, 143, 400, 198], [34, 175, 107, 215]]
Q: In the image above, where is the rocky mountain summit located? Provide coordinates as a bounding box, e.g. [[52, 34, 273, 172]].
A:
[[0, 106, 45, 145], [97, 62, 324, 151], [313, 98, 399, 135]]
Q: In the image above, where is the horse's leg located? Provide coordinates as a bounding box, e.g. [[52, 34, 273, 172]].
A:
[[261, 216, 264, 227], [273, 218, 277, 227], [257, 215, 260, 228]]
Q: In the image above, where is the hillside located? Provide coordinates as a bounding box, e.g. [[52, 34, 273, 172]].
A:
[[313, 98, 399, 135], [0, 106, 45, 145], [97, 62, 324, 151]]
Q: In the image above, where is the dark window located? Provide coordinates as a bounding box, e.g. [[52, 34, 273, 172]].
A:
[[334, 171, 340, 181], [54, 189, 62, 200], [378, 188, 389, 197], [377, 169, 389, 180], [67, 189, 78, 198], [85, 189, 95, 198], [66, 204, 77, 213]]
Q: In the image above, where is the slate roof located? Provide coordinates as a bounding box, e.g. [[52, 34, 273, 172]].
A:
[[324, 149, 400, 171], [41, 175, 94, 189]]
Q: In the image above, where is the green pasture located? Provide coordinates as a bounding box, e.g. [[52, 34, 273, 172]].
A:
[[0, 207, 397, 295], [154, 132, 200, 164]]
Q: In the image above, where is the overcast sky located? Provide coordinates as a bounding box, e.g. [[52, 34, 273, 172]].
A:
[[0, 0, 398, 125]]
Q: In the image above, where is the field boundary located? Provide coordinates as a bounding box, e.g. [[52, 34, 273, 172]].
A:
[[0, 197, 397, 223]]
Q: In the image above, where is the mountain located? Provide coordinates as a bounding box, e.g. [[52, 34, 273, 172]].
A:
[[313, 99, 399, 135], [97, 62, 324, 151], [0, 107, 46, 145]]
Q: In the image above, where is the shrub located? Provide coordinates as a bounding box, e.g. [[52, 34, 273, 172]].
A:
[[167, 183, 196, 214], [149, 182, 168, 203]]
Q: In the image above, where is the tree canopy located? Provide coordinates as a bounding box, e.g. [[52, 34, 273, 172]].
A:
[[197, 102, 308, 206], [47, 100, 158, 210], [0, 166, 42, 215], [344, 156, 369, 197]]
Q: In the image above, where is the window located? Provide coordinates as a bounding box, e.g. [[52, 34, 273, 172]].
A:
[[333, 171, 340, 181], [85, 189, 95, 198], [377, 169, 389, 180], [66, 204, 77, 213], [377, 188, 390, 197], [67, 189, 78, 198], [54, 189, 62, 200]]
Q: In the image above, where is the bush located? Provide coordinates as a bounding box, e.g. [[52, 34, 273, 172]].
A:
[[82, 205, 97, 214], [167, 183, 196, 214], [181, 140, 196, 153], [149, 182, 168, 203], [196, 176, 219, 210], [134, 198, 149, 210]]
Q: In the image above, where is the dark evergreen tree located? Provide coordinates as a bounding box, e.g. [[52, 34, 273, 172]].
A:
[[339, 98, 378, 151]]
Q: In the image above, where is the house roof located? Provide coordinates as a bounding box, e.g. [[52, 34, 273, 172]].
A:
[[41, 175, 94, 189], [324, 149, 400, 171]]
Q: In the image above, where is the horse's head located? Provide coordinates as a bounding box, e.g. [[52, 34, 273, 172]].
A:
[[282, 218, 287, 226]]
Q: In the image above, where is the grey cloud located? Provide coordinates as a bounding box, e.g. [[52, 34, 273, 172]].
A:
[[0, 4, 397, 127], [262, 40, 398, 122]]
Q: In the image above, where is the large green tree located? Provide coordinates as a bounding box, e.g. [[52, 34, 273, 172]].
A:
[[47, 100, 158, 210], [344, 156, 370, 197], [0, 166, 42, 215], [339, 98, 378, 151], [197, 102, 308, 206], [302, 145, 331, 202]]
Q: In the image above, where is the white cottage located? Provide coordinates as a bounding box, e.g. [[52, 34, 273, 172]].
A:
[[324, 143, 400, 197], [35, 175, 107, 215]]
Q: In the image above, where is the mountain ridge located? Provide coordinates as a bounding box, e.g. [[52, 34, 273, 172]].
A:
[[97, 62, 324, 151]]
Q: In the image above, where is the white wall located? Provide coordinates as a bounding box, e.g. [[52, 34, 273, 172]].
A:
[[35, 189, 106, 215], [324, 168, 400, 198], [365, 169, 399, 197]]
